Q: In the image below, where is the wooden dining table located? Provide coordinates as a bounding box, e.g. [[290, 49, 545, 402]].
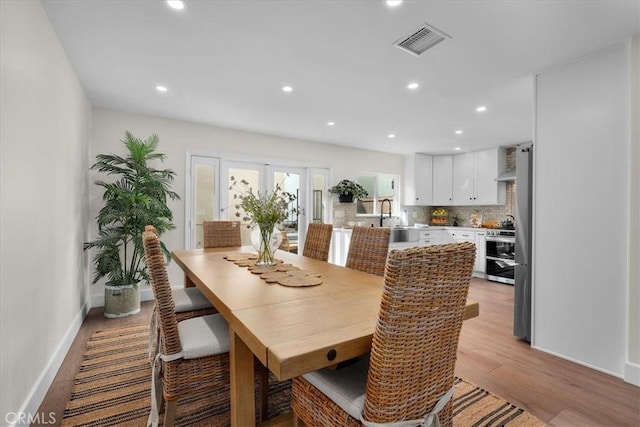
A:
[[172, 247, 479, 426]]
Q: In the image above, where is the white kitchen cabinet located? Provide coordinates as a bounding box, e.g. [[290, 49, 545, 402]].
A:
[[420, 227, 486, 277], [452, 148, 506, 205], [329, 228, 351, 266], [474, 230, 486, 275], [452, 153, 475, 205], [432, 155, 453, 205], [419, 229, 443, 246], [475, 148, 505, 205], [403, 153, 433, 205], [447, 228, 486, 276]]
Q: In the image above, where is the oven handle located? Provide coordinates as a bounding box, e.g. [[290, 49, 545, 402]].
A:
[[486, 256, 518, 266], [485, 236, 515, 243]]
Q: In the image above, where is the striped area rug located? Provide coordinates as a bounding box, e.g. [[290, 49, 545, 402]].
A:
[[62, 324, 546, 426]]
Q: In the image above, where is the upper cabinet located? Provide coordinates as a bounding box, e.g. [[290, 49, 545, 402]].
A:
[[432, 155, 454, 205], [474, 148, 506, 205], [452, 148, 505, 205], [405, 148, 506, 207], [452, 153, 475, 204], [403, 153, 433, 205]]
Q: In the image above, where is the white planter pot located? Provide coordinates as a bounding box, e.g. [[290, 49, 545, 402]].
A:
[[104, 283, 141, 318]]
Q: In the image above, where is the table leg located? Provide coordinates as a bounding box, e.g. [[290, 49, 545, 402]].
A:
[[230, 327, 255, 426], [184, 272, 195, 288]]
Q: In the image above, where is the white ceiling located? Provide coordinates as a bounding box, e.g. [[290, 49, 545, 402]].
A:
[[42, 0, 639, 155]]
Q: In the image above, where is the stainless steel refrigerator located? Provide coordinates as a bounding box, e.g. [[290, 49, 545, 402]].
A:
[[514, 143, 533, 341]]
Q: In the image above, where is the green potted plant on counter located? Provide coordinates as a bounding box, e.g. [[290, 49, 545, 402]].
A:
[[83, 132, 180, 318], [329, 179, 368, 203]]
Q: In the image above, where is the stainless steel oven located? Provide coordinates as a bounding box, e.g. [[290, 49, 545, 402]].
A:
[[485, 230, 516, 285]]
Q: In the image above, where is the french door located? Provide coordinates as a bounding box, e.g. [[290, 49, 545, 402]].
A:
[[187, 155, 324, 251], [188, 156, 220, 249]]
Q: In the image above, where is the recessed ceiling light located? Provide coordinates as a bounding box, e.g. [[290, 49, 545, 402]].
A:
[[282, 85, 293, 93], [454, 147, 462, 151], [455, 130, 463, 134], [388, 134, 396, 139], [476, 105, 487, 112], [155, 85, 168, 92], [407, 82, 420, 90], [327, 121, 335, 126], [167, 1, 184, 10], [386, 0, 403, 7]]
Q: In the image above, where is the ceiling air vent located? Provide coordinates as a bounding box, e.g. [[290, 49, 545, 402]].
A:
[[393, 23, 451, 56]]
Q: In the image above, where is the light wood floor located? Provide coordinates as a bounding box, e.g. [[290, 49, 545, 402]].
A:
[[37, 279, 639, 426]]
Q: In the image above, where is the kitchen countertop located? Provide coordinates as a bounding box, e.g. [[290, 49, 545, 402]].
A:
[[333, 226, 488, 232]]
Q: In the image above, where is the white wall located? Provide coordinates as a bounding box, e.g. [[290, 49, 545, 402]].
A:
[[0, 0, 92, 423], [90, 108, 405, 297], [533, 42, 636, 380], [627, 37, 640, 382]]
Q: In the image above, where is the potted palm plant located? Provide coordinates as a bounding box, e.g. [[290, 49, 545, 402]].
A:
[[328, 179, 368, 203], [84, 132, 180, 318]]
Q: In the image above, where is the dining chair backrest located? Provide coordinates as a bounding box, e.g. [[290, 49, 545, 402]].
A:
[[202, 221, 242, 248], [302, 223, 333, 261], [142, 230, 181, 357], [362, 242, 476, 425], [345, 226, 390, 276]]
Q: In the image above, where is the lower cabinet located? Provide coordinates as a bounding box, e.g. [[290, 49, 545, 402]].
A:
[[419, 230, 444, 246], [474, 231, 486, 275], [420, 228, 486, 278], [329, 228, 352, 266], [331, 227, 487, 278]]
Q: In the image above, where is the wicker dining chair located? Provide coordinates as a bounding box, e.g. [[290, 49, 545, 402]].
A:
[[291, 242, 477, 427], [142, 230, 268, 427], [145, 225, 215, 319], [302, 223, 333, 261], [345, 226, 390, 276], [202, 220, 242, 248], [144, 226, 216, 363]]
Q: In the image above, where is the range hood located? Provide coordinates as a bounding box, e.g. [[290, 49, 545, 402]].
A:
[[496, 170, 516, 182]]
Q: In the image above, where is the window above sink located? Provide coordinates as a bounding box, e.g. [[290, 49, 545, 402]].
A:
[[355, 173, 399, 217]]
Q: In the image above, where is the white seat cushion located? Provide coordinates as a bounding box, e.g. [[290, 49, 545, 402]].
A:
[[177, 313, 229, 359], [172, 287, 213, 312], [302, 354, 370, 421]]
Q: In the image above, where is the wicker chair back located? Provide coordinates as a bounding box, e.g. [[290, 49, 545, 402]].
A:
[[203, 221, 242, 248], [302, 223, 333, 261], [142, 230, 181, 356], [345, 227, 390, 276], [363, 242, 476, 425]]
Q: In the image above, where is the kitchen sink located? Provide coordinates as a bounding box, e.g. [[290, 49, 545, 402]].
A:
[[388, 227, 420, 243]]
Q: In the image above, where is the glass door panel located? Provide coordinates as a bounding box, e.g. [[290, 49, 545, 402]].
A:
[[190, 156, 219, 249], [270, 167, 305, 253], [223, 161, 265, 246], [311, 170, 328, 223]]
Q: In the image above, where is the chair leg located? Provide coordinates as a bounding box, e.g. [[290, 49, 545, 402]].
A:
[[260, 369, 269, 421], [164, 400, 178, 427]]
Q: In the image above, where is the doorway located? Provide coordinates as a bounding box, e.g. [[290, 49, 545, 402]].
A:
[[187, 154, 328, 251]]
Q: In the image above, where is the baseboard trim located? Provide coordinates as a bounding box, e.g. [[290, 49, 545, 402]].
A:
[[624, 362, 640, 386], [532, 344, 623, 380], [9, 298, 90, 427]]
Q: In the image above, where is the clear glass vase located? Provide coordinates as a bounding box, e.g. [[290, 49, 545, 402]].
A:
[[251, 225, 283, 266]]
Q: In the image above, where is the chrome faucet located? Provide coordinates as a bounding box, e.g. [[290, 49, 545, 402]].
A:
[[379, 199, 392, 227]]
